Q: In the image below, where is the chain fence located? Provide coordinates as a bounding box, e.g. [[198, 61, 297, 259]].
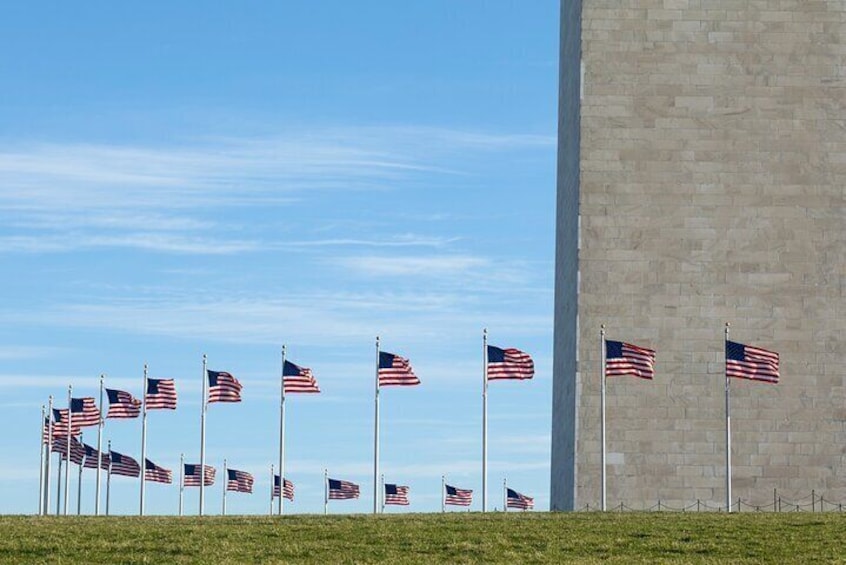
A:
[[582, 490, 845, 513]]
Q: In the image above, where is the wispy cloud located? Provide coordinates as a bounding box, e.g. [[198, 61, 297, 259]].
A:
[[332, 255, 489, 277]]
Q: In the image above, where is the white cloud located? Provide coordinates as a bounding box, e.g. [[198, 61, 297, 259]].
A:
[[333, 255, 490, 277]]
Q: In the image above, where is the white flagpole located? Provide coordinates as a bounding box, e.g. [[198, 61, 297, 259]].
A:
[[323, 468, 328, 515], [503, 478, 507, 513], [373, 336, 380, 515], [441, 475, 445, 513], [279, 345, 286, 516], [77, 430, 84, 515], [380, 474, 385, 514], [140, 364, 148, 516], [38, 404, 45, 516], [56, 455, 63, 515], [482, 328, 488, 512], [270, 464, 274, 516], [600, 325, 607, 512], [96, 374, 104, 516], [200, 354, 208, 516], [44, 395, 53, 516], [222, 459, 227, 516], [64, 385, 72, 515], [178, 453, 184, 517], [725, 322, 732, 513], [105, 439, 112, 516]]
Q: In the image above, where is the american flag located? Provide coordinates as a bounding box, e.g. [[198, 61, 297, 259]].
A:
[[384, 483, 410, 506], [378, 351, 420, 386], [83, 443, 110, 470], [506, 488, 534, 510], [52, 408, 81, 436], [487, 345, 535, 381], [283, 360, 321, 394], [207, 370, 242, 403], [105, 388, 141, 419], [444, 484, 473, 507], [52, 436, 85, 465], [226, 468, 254, 493], [41, 417, 51, 444], [144, 459, 173, 484], [145, 378, 177, 410], [108, 450, 140, 477], [605, 340, 656, 380], [70, 397, 101, 428], [273, 475, 294, 501], [726, 340, 780, 384], [328, 478, 360, 500], [184, 464, 216, 487]]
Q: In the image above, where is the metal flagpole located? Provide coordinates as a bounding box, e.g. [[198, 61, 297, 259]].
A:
[[482, 329, 488, 512], [38, 405, 45, 516], [140, 364, 148, 516], [222, 459, 227, 516], [200, 354, 208, 516], [270, 464, 274, 516], [77, 430, 84, 515], [279, 345, 286, 516], [96, 374, 104, 516], [323, 469, 328, 515], [504, 478, 508, 513], [105, 439, 112, 516], [373, 336, 380, 515], [56, 456, 63, 515], [441, 475, 445, 513], [725, 322, 732, 513], [178, 453, 184, 517], [44, 395, 53, 516], [600, 325, 607, 512], [64, 385, 72, 515], [380, 474, 385, 514]]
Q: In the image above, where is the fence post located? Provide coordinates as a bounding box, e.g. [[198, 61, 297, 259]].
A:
[[657, 500, 661, 512], [737, 497, 741, 513], [773, 488, 777, 513], [697, 499, 700, 512], [619, 501, 623, 512]]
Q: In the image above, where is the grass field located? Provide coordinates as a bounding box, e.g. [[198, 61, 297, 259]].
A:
[[2, 512, 845, 563]]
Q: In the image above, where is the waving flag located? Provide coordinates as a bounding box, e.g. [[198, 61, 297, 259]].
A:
[[83, 444, 110, 470], [144, 459, 173, 484], [273, 475, 294, 501], [378, 352, 420, 386], [226, 469, 254, 493], [384, 483, 410, 506], [41, 417, 51, 444], [506, 488, 534, 510], [605, 340, 656, 380], [105, 389, 141, 419], [726, 341, 780, 384], [184, 464, 216, 487], [52, 409, 80, 436], [109, 451, 141, 478], [145, 379, 177, 410], [70, 397, 101, 428], [487, 346, 535, 380], [52, 436, 85, 465], [445, 484, 473, 507], [207, 371, 242, 403], [328, 478, 360, 500], [283, 360, 321, 393]]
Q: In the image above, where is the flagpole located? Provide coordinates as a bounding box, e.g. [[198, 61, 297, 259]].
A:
[[140, 364, 148, 516], [96, 373, 104, 516], [38, 404, 45, 516], [269, 464, 274, 516], [200, 354, 207, 516], [178, 453, 184, 517], [279, 345, 286, 516], [222, 459, 227, 516], [503, 478, 507, 513], [44, 395, 53, 516], [64, 385, 72, 515], [600, 325, 607, 512], [725, 322, 732, 513], [482, 328, 488, 512], [373, 336, 380, 515], [56, 455, 63, 515], [324, 468, 328, 516], [380, 474, 385, 514], [105, 439, 112, 516], [77, 431, 83, 515], [441, 475, 445, 513]]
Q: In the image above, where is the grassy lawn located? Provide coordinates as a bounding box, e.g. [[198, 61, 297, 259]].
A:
[[1, 512, 845, 563]]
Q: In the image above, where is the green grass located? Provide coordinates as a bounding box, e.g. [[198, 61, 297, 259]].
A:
[[2, 512, 845, 564]]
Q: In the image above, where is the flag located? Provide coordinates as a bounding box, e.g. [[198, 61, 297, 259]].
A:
[[207, 370, 242, 403], [605, 340, 656, 380], [283, 360, 321, 394], [226, 469, 254, 493], [506, 488, 534, 510], [144, 459, 173, 484], [273, 475, 294, 501], [70, 397, 101, 427], [145, 378, 177, 410], [52, 408, 80, 436], [83, 443, 110, 470], [105, 388, 141, 419], [41, 417, 51, 444], [328, 478, 360, 500], [444, 484, 473, 506], [184, 464, 216, 487], [109, 450, 141, 477], [51, 436, 85, 465], [726, 340, 780, 384], [487, 345, 535, 380], [378, 352, 420, 386], [384, 483, 410, 506]]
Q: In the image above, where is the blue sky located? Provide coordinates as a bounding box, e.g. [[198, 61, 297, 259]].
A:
[[0, 1, 558, 515]]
